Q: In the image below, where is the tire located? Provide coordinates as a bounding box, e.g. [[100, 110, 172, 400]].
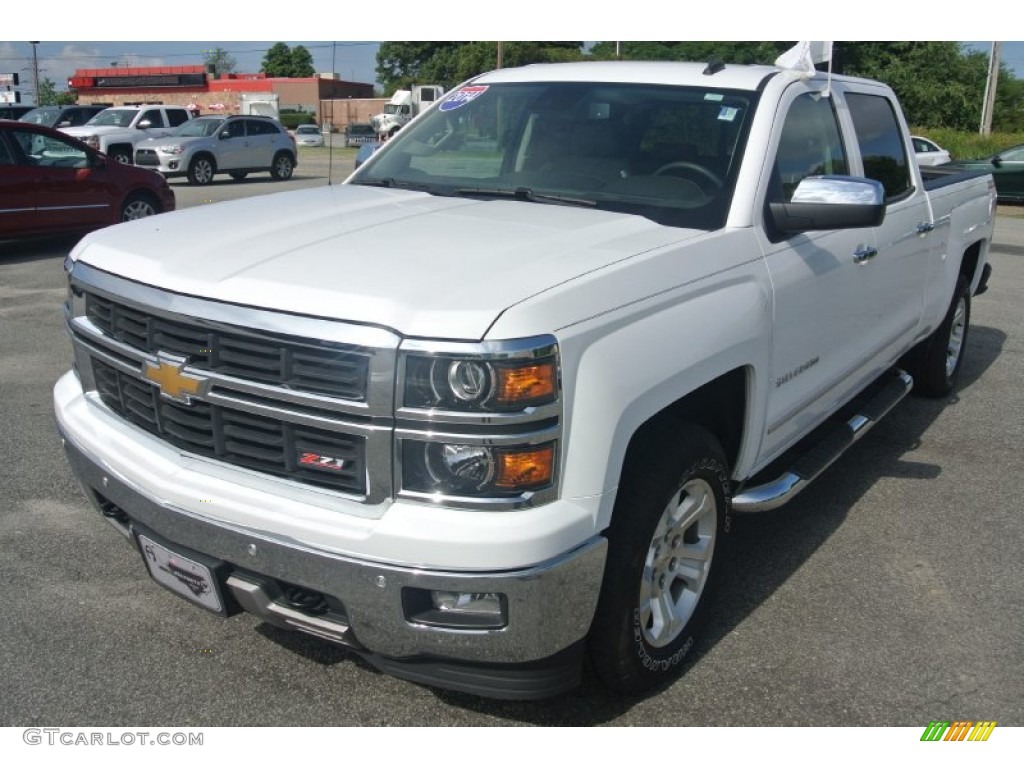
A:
[[108, 146, 133, 164], [906, 275, 971, 398], [270, 152, 294, 181], [120, 192, 160, 221], [228, 171, 248, 180], [588, 424, 732, 694], [187, 155, 216, 186]]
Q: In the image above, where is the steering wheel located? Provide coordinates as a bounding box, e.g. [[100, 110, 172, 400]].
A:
[[653, 161, 724, 191]]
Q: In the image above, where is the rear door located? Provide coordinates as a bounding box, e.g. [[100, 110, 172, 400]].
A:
[[839, 86, 933, 364], [242, 118, 279, 168]]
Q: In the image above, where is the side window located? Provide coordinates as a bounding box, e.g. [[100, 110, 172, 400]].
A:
[[1000, 147, 1024, 162], [11, 129, 90, 168], [140, 109, 165, 128], [772, 92, 848, 202], [845, 92, 911, 200], [245, 120, 276, 136], [224, 120, 246, 138], [167, 109, 190, 127]]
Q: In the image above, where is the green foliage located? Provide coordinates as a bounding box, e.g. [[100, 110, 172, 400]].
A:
[[261, 43, 315, 78], [203, 47, 237, 77], [912, 127, 1024, 162], [36, 77, 59, 106], [375, 42, 584, 93], [279, 111, 316, 129]]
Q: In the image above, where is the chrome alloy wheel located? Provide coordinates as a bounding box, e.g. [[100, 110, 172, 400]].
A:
[[190, 158, 214, 185], [639, 477, 717, 648], [945, 296, 967, 378]]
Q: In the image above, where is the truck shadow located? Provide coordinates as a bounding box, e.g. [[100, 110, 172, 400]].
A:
[[0, 233, 83, 265], [422, 324, 1007, 724]]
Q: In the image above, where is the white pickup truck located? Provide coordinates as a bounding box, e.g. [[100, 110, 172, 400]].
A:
[[62, 104, 193, 164], [55, 60, 996, 699]]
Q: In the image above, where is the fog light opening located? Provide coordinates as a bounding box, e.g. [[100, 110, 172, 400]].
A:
[[402, 587, 508, 629]]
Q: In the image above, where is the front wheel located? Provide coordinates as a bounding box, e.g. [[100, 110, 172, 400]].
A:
[[905, 275, 971, 397], [588, 424, 731, 693], [120, 192, 160, 221], [187, 156, 215, 186]]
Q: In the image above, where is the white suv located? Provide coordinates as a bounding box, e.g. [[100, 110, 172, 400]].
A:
[[133, 115, 297, 185]]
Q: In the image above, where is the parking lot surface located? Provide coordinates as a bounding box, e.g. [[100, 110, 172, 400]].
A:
[[1, 158, 1022, 726]]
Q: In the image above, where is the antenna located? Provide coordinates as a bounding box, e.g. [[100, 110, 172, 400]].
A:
[[328, 41, 336, 186], [703, 57, 725, 76]]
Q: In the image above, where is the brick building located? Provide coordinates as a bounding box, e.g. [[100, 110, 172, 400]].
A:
[[69, 65, 378, 127]]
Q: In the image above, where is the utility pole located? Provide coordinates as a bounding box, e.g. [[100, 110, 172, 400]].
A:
[[496, 41, 503, 70], [979, 41, 1001, 136], [29, 41, 39, 106]]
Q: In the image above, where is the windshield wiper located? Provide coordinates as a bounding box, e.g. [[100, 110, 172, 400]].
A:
[[455, 186, 597, 208], [351, 178, 449, 194]]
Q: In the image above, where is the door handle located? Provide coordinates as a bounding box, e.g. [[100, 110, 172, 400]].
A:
[[916, 221, 935, 235], [853, 246, 878, 264]]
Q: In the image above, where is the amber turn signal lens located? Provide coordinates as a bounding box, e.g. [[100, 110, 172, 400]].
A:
[[494, 363, 556, 406], [495, 444, 555, 489]]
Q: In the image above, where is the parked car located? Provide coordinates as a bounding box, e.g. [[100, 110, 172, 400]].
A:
[[911, 135, 951, 166], [344, 122, 377, 147], [62, 105, 192, 164], [936, 144, 1024, 202], [19, 105, 108, 129], [294, 124, 325, 147], [0, 105, 34, 120], [134, 114, 297, 185], [0, 119, 174, 239]]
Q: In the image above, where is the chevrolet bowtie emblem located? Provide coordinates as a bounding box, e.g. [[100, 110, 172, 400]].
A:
[[142, 356, 207, 404]]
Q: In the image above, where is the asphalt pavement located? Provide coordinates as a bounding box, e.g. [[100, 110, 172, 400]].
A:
[[0, 162, 1021, 726]]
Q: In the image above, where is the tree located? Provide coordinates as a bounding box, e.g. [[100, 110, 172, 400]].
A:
[[36, 77, 73, 107], [376, 42, 584, 93], [261, 43, 316, 78], [262, 42, 294, 77], [289, 45, 315, 78], [203, 47, 237, 77], [588, 41, 792, 65]]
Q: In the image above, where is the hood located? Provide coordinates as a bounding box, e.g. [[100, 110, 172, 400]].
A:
[[71, 184, 700, 340], [63, 124, 130, 138]]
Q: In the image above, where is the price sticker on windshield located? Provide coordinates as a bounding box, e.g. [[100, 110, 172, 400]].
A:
[[439, 85, 489, 112]]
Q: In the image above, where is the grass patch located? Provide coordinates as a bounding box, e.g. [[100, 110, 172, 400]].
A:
[[912, 127, 1024, 161]]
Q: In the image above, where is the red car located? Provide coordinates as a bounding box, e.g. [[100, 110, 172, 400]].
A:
[[0, 119, 175, 239]]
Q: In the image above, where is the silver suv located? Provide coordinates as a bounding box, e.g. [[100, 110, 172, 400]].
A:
[[133, 115, 297, 185]]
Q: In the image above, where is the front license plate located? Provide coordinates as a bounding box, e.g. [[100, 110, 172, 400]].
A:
[[136, 532, 225, 614]]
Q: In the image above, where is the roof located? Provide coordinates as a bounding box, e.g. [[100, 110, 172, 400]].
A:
[[472, 61, 781, 91]]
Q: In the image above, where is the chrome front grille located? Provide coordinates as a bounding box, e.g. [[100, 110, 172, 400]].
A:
[[92, 360, 366, 493], [85, 292, 370, 401], [66, 263, 400, 506]]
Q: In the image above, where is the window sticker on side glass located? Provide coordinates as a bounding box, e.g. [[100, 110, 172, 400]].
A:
[[704, 93, 724, 102], [439, 85, 489, 112], [718, 106, 739, 122]]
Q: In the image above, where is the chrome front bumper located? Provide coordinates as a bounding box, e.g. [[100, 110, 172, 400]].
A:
[[59, 427, 606, 690]]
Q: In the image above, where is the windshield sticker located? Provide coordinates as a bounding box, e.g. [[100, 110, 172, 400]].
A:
[[718, 106, 739, 122], [439, 85, 489, 112], [704, 93, 724, 102]]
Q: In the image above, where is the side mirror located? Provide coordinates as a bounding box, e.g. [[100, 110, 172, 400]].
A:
[[137, 120, 152, 129], [991, 156, 1002, 168], [57, 120, 72, 128], [769, 175, 886, 233], [219, 130, 232, 140]]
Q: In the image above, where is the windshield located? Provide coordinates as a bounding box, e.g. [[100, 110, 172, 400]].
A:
[[296, 125, 319, 134], [87, 109, 138, 127], [353, 81, 757, 230], [19, 107, 60, 125], [383, 104, 402, 115], [348, 124, 375, 135], [171, 117, 225, 137]]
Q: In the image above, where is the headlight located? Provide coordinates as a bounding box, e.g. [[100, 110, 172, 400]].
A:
[[402, 440, 556, 498], [83, 135, 98, 149], [397, 336, 561, 505], [403, 352, 557, 412], [157, 145, 185, 155]]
